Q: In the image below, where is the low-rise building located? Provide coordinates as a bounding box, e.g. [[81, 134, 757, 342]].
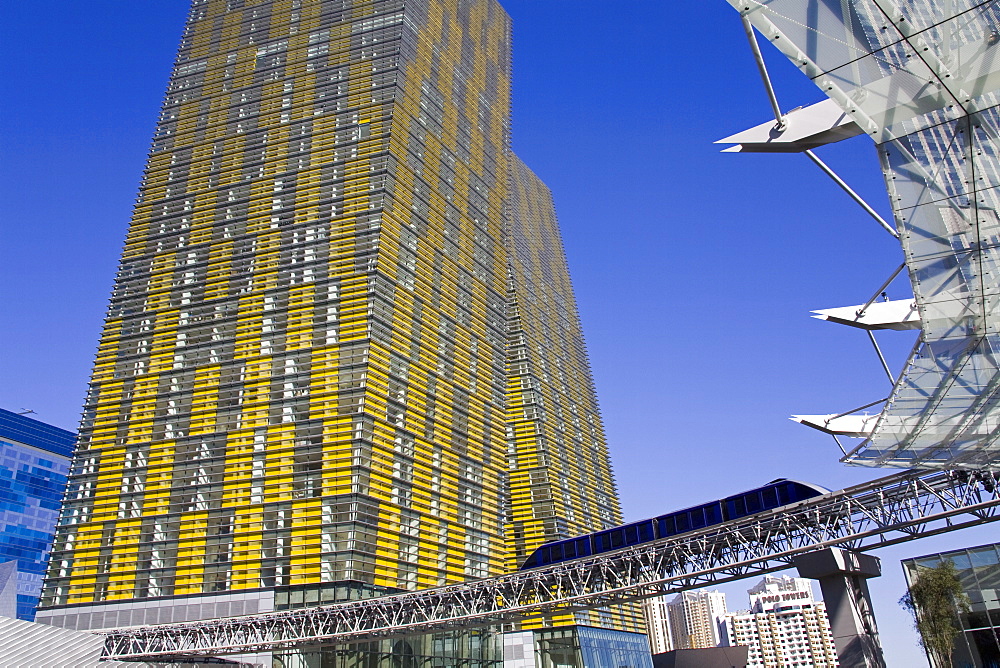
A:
[[651, 646, 750, 668]]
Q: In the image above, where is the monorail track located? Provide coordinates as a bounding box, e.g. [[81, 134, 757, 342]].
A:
[[102, 468, 1000, 660]]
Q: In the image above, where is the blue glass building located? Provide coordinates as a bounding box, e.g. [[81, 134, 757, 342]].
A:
[[503, 626, 653, 668], [0, 408, 73, 620]]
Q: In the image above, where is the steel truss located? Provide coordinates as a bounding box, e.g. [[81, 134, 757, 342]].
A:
[[103, 469, 1000, 660]]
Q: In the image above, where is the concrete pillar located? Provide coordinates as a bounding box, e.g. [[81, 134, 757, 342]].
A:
[[792, 548, 885, 668]]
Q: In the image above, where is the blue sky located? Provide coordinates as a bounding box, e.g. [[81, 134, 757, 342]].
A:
[[2, 1, 995, 664]]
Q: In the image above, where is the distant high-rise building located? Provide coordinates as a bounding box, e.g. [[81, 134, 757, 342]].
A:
[[0, 409, 73, 621], [642, 590, 727, 654], [642, 596, 674, 654], [34, 0, 628, 662], [903, 542, 1000, 667], [725, 576, 838, 668]]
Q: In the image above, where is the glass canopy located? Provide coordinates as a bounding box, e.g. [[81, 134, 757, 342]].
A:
[[726, 0, 1000, 469]]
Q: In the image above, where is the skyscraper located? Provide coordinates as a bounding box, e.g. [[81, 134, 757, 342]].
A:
[[641, 590, 728, 654], [36, 0, 625, 654], [505, 157, 639, 642], [668, 590, 728, 650], [505, 158, 621, 570], [641, 595, 674, 655]]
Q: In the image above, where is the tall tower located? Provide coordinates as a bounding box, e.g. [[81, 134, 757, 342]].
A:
[[663, 590, 728, 651], [505, 158, 638, 638], [37, 0, 625, 648], [505, 157, 622, 569]]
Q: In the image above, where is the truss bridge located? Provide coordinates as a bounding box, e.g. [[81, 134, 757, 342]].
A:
[[102, 468, 1000, 660]]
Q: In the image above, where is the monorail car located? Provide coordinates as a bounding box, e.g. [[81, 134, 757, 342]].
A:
[[519, 479, 829, 570]]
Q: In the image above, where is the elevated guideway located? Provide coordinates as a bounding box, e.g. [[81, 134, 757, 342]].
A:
[[103, 468, 1000, 660]]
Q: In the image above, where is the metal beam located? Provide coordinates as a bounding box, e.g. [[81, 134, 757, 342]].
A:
[[856, 264, 907, 319], [102, 469, 1000, 660], [867, 330, 895, 384], [741, 16, 785, 130], [803, 150, 899, 239]]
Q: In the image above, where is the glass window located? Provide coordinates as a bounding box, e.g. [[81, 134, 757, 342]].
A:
[[966, 609, 992, 629], [775, 483, 791, 505], [637, 522, 654, 542], [705, 504, 722, 525], [970, 629, 1000, 665], [950, 553, 973, 571], [970, 547, 999, 569], [727, 497, 747, 519]]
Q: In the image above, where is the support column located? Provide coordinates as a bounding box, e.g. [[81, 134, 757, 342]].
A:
[[792, 547, 885, 668]]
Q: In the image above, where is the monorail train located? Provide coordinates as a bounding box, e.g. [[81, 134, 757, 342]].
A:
[[519, 479, 830, 570]]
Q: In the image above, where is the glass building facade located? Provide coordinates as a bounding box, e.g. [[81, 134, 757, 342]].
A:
[[903, 543, 1000, 668], [0, 408, 73, 621], [274, 628, 503, 668], [725, 0, 1000, 471], [36, 0, 631, 652], [530, 626, 653, 668]]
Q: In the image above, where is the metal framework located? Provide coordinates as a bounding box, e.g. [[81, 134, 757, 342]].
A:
[[721, 0, 1000, 471], [103, 468, 1000, 660]]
